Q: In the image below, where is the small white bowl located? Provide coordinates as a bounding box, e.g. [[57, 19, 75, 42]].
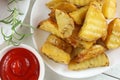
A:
[[0, 44, 45, 80]]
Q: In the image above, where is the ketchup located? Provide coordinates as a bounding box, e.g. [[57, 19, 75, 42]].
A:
[[0, 48, 40, 80]]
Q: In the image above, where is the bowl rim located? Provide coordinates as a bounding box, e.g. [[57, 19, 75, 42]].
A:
[[0, 44, 45, 80]]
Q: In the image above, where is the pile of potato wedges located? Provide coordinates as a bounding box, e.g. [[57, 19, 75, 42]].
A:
[[38, 0, 120, 70]]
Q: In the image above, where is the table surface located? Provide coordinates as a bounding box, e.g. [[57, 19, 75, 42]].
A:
[[1, 0, 120, 80]]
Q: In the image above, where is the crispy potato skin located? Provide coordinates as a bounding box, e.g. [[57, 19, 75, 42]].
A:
[[105, 18, 120, 49]]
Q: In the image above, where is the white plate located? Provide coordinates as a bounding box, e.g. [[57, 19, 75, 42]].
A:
[[0, 0, 30, 45], [30, 0, 120, 78]]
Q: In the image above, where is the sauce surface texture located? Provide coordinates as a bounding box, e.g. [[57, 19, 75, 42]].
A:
[[0, 48, 40, 80]]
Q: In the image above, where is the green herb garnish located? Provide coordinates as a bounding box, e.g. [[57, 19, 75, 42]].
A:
[[0, 8, 22, 25], [0, 1, 32, 46], [8, 0, 23, 5]]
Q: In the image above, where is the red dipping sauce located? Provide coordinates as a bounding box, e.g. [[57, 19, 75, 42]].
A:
[[0, 48, 40, 80]]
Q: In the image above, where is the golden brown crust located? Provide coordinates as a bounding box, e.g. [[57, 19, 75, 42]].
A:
[[105, 18, 120, 49], [78, 1, 107, 41], [41, 34, 73, 64], [68, 53, 109, 70], [71, 45, 105, 63]]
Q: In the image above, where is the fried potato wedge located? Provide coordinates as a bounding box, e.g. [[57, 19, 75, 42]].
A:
[[41, 42, 71, 64], [38, 0, 114, 70], [78, 1, 107, 41], [69, 53, 109, 70], [78, 40, 95, 49], [41, 34, 72, 64], [66, 25, 94, 48], [39, 16, 74, 38], [105, 18, 120, 49], [47, 1, 77, 13], [96, 39, 107, 49], [72, 45, 105, 62], [47, 34, 73, 53], [49, 10, 56, 22], [96, 0, 104, 11], [39, 18, 62, 38], [66, 0, 95, 6], [55, 9, 75, 38], [46, 0, 66, 9], [69, 6, 88, 25], [102, 0, 116, 19], [66, 25, 81, 47]]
